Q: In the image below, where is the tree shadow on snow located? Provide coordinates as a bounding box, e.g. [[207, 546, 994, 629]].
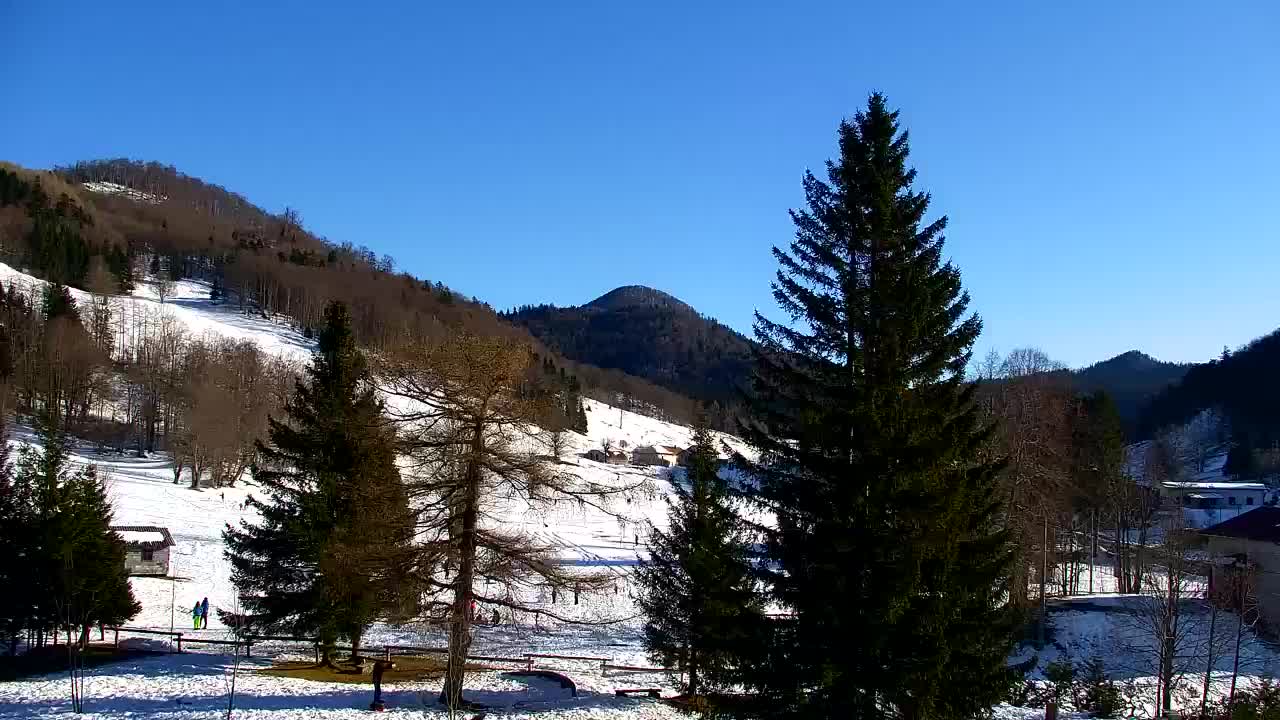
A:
[[0, 654, 653, 717]]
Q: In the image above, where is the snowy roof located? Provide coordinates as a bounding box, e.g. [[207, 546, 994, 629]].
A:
[[1188, 493, 1224, 500], [1162, 482, 1266, 491], [111, 525, 174, 549], [634, 445, 681, 455], [1201, 507, 1280, 543]]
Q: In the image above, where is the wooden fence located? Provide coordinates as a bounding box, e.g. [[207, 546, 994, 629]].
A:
[[106, 629, 667, 674]]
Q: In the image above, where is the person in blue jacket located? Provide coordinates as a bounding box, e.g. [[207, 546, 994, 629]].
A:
[[200, 597, 210, 629]]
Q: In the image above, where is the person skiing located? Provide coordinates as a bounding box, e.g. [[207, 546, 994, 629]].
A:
[[191, 602, 202, 630], [200, 597, 210, 629]]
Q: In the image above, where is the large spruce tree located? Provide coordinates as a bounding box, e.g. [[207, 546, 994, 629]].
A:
[[2, 413, 139, 646], [636, 420, 761, 697], [224, 302, 414, 660], [741, 93, 1016, 718]]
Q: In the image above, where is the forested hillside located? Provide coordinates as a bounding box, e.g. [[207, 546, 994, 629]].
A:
[[0, 159, 707, 430], [505, 286, 754, 426], [1138, 329, 1280, 476], [1072, 350, 1190, 433]]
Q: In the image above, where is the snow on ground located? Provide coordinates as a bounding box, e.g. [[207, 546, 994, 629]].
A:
[[0, 262, 316, 367], [0, 260, 1138, 718], [1008, 592, 1280, 716], [81, 181, 165, 204], [0, 263, 715, 715], [0, 652, 686, 719]]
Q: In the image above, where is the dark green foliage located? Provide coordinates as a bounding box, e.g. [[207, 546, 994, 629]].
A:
[[42, 283, 78, 322], [24, 184, 94, 287], [1043, 659, 1076, 706], [1074, 655, 1120, 717], [1139, 329, 1280, 476], [1071, 391, 1126, 510], [104, 244, 133, 293], [1219, 679, 1280, 720], [523, 353, 591, 433], [636, 421, 761, 696], [1072, 351, 1189, 435], [506, 286, 754, 422], [738, 94, 1017, 718], [0, 168, 127, 291], [0, 414, 139, 648], [224, 301, 415, 656]]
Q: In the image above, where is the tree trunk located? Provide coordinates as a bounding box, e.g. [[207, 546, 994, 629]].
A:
[[687, 648, 698, 698], [440, 426, 483, 710], [318, 637, 336, 667], [1090, 510, 1096, 594], [1201, 601, 1217, 720], [1162, 574, 1177, 715], [1230, 595, 1244, 711], [1039, 513, 1048, 645]]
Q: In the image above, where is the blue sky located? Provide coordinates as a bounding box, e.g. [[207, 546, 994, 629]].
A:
[[3, 1, 1277, 368]]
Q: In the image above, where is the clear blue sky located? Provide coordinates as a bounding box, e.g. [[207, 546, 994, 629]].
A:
[[4, 1, 1277, 368]]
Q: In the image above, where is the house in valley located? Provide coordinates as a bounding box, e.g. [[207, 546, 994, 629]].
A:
[[582, 449, 629, 465], [632, 445, 683, 467], [1202, 507, 1280, 636], [1159, 481, 1267, 529], [112, 525, 175, 576]]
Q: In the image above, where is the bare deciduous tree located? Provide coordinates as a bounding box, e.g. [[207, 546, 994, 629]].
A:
[[375, 333, 642, 711]]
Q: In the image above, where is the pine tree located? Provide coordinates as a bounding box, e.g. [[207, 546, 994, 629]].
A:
[[12, 414, 139, 645], [224, 301, 414, 661], [0, 415, 26, 653], [740, 93, 1016, 718], [636, 421, 760, 697], [42, 282, 77, 322]]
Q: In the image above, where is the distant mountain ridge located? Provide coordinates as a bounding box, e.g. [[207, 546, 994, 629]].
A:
[[514, 286, 1201, 438], [585, 285, 697, 313], [505, 286, 756, 422], [1072, 350, 1192, 435], [1137, 328, 1280, 475]]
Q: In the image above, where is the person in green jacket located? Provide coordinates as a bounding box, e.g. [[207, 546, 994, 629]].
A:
[[192, 602, 202, 629]]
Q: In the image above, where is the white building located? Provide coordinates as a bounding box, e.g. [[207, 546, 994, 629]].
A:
[[1159, 481, 1267, 529]]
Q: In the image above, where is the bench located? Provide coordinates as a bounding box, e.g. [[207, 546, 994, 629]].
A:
[[615, 688, 661, 699]]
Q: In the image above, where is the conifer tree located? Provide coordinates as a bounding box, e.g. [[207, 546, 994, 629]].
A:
[[740, 94, 1016, 718], [636, 421, 760, 697], [42, 283, 78, 322], [224, 301, 414, 662], [11, 414, 139, 645]]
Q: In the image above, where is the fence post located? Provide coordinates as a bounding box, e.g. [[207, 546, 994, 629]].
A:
[[176, 633, 183, 654], [113, 628, 119, 649], [384, 646, 391, 662], [526, 655, 533, 672]]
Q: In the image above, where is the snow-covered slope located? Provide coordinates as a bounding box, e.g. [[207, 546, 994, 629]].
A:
[[0, 262, 738, 705], [0, 262, 315, 367], [81, 180, 165, 204]]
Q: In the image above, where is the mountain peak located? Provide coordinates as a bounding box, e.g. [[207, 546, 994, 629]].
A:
[[584, 285, 694, 313], [1087, 350, 1170, 373]]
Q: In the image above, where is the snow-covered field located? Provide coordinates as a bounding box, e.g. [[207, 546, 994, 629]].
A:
[[0, 262, 706, 717], [6, 260, 1274, 718]]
